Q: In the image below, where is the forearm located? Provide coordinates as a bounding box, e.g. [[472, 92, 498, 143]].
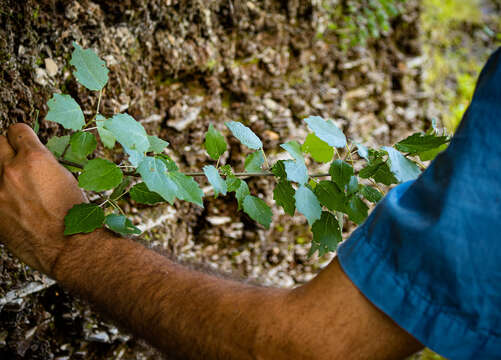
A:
[[51, 229, 421, 360], [52, 228, 287, 359]]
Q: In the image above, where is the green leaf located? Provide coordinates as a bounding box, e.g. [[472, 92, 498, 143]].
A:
[[220, 165, 233, 177], [314, 180, 347, 212], [105, 214, 141, 235], [243, 195, 272, 229], [309, 211, 342, 257], [395, 133, 449, 154], [203, 165, 228, 196], [280, 141, 304, 161], [203, 165, 227, 197], [46, 94, 85, 131], [346, 196, 368, 224], [226, 176, 241, 192], [124, 146, 145, 167], [137, 157, 178, 204], [302, 133, 333, 163], [104, 113, 150, 154], [284, 160, 309, 184], [168, 172, 204, 207], [295, 185, 322, 226], [329, 160, 354, 190], [70, 131, 97, 157], [33, 115, 39, 134], [271, 160, 287, 179], [359, 159, 398, 185], [304, 116, 346, 148], [70, 42, 109, 91], [78, 158, 123, 192], [110, 176, 130, 201], [129, 182, 164, 204], [418, 143, 448, 161], [383, 147, 421, 183], [273, 180, 296, 216], [355, 142, 369, 160], [147, 135, 169, 154], [64, 203, 105, 235], [205, 124, 227, 160], [156, 154, 178, 171], [244, 151, 264, 172], [225, 121, 262, 150], [347, 175, 358, 195], [360, 185, 383, 203], [96, 114, 115, 149], [46, 135, 87, 166], [235, 180, 250, 210]]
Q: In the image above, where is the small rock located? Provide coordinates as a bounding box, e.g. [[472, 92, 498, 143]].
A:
[[263, 98, 280, 112], [87, 331, 110, 343], [4, 298, 24, 312], [45, 58, 58, 77], [34, 68, 48, 86], [207, 216, 232, 226], [0, 330, 8, 348], [168, 106, 202, 131], [263, 130, 280, 141]]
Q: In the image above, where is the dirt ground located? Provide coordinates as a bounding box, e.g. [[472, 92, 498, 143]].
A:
[[0, 0, 497, 358]]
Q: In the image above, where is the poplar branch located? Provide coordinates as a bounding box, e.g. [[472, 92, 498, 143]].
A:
[[57, 159, 330, 178]]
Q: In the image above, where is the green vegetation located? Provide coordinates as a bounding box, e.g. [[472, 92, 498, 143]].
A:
[[421, 0, 500, 132], [322, 0, 406, 48], [43, 44, 450, 256]]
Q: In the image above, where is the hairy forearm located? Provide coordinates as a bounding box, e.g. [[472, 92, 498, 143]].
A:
[[52, 229, 287, 359], [51, 229, 422, 360]]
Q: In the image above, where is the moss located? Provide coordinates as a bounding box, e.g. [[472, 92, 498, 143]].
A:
[[204, 58, 217, 71], [32, 6, 39, 20]]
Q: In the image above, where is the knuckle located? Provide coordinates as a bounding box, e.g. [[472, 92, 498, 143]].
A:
[[9, 122, 31, 133], [9, 123, 31, 138]]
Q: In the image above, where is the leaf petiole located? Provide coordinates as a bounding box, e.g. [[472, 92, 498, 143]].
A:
[[96, 88, 103, 115], [261, 149, 270, 169], [109, 199, 126, 217]]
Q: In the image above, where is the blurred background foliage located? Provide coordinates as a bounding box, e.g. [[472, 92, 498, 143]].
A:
[[421, 0, 501, 132]]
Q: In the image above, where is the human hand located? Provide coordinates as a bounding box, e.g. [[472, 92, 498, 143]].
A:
[[0, 123, 86, 277]]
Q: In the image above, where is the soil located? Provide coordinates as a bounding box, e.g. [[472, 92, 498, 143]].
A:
[[0, 0, 493, 358]]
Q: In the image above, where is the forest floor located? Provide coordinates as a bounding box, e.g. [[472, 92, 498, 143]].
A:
[[0, 0, 499, 359]]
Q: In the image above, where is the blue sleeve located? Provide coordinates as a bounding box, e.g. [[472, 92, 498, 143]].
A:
[[337, 47, 501, 360]]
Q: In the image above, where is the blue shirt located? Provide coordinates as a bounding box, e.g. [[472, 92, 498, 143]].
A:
[[338, 47, 501, 359]]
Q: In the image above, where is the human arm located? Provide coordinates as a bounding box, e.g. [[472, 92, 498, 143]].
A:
[[0, 123, 422, 359]]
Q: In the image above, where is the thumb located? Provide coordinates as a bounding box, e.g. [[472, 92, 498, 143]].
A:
[[7, 123, 46, 154]]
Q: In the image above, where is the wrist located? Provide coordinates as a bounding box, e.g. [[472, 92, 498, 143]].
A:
[[50, 228, 119, 283]]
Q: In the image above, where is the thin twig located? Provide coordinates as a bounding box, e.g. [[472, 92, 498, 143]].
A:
[[57, 159, 330, 178], [60, 143, 70, 159]]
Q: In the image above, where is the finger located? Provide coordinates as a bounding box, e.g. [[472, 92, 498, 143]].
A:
[[0, 135, 15, 165], [7, 123, 46, 154]]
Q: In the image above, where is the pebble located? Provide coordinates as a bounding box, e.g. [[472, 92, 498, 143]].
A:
[[34, 68, 48, 86], [87, 331, 110, 343], [45, 58, 58, 77]]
